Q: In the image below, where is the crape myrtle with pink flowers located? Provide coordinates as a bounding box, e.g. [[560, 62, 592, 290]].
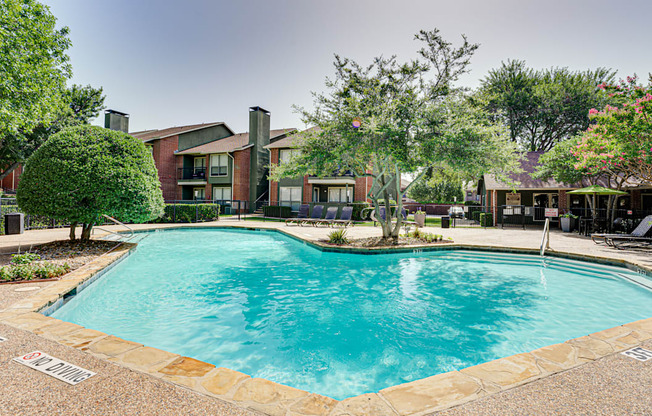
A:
[[577, 75, 652, 184]]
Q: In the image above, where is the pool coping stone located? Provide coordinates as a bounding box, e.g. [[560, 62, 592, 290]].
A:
[[1, 227, 651, 416]]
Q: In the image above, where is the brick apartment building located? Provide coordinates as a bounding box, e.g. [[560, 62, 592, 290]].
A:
[[128, 107, 293, 207], [0, 165, 22, 193], [264, 129, 373, 210]]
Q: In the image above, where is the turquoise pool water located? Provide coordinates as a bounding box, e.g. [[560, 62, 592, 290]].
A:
[[52, 229, 652, 399]]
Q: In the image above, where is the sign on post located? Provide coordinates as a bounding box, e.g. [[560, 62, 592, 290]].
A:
[[544, 208, 559, 218], [13, 351, 96, 385]]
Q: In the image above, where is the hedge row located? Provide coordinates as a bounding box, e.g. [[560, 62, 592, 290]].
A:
[[154, 204, 219, 223]]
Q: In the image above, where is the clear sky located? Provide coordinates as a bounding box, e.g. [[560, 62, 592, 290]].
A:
[[45, 0, 652, 134]]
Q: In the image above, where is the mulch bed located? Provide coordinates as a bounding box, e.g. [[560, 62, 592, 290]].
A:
[[323, 236, 454, 248], [2, 240, 119, 270]]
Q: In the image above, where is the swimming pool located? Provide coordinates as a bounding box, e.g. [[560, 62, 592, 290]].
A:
[[52, 228, 652, 400]]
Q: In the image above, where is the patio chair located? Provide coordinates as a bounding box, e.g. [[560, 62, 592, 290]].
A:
[[301, 205, 324, 226], [285, 204, 309, 226], [332, 206, 354, 227], [315, 206, 339, 227], [591, 215, 652, 246]]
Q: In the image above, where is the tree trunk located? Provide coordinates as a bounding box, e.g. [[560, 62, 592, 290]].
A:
[[81, 223, 93, 240], [390, 167, 403, 240], [0, 162, 20, 182], [69, 222, 77, 241], [381, 177, 396, 243]]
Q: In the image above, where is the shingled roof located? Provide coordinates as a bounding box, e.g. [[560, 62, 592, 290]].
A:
[[176, 129, 296, 155], [130, 122, 228, 142], [483, 151, 600, 190], [264, 126, 319, 149]]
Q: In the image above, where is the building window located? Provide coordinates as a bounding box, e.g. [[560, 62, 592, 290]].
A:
[[279, 149, 300, 164], [193, 187, 205, 201], [213, 186, 231, 202], [194, 157, 206, 178], [328, 187, 350, 203], [210, 154, 228, 176], [279, 186, 302, 211]]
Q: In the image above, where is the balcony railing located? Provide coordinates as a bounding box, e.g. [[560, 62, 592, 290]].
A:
[[178, 167, 206, 180], [308, 169, 355, 178]]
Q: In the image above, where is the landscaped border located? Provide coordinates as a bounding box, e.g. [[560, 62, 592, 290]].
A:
[[0, 226, 651, 416]]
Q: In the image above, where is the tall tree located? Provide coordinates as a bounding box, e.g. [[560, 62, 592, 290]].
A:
[[0, 0, 71, 135], [479, 60, 615, 151], [271, 29, 519, 241], [407, 169, 464, 203], [0, 84, 105, 181]]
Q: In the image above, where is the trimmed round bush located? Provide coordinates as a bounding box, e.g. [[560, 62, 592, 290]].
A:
[[17, 125, 164, 239]]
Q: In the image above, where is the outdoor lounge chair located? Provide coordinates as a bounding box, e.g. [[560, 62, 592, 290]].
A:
[[301, 205, 324, 226], [315, 206, 339, 227], [591, 215, 652, 246], [332, 206, 354, 227], [285, 204, 309, 226]]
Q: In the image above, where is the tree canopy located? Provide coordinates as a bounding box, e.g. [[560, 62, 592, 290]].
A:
[[0, 0, 71, 136], [17, 125, 164, 240], [271, 29, 519, 240], [407, 172, 464, 204], [479, 60, 615, 151], [0, 84, 105, 182], [573, 76, 652, 184]]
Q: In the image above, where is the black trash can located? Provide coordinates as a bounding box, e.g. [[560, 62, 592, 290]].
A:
[[5, 213, 24, 235], [441, 216, 450, 229]]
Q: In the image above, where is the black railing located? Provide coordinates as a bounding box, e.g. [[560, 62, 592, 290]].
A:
[[177, 167, 206, 180], [0, 197, 111, 235], [308, 169, 355, 178]]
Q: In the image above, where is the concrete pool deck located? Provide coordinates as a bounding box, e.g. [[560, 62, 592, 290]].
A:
[[0, 220, 651, 415]]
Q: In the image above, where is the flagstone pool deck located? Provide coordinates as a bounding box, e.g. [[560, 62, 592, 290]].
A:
[[0, 220, 651, 415]]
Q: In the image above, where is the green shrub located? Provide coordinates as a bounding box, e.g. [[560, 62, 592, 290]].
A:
[[263, 205, 292, 218], [406, 229, 443, 243], [155, 204, 219, 223], [17, 125, 165, 240], [352, 202, 370, 221], [0, 261, 70, 282], [10, 253, 40, 265], [472, 210, 481, 222], [480, 212, 493, 227], [328, 228, 349, 245]]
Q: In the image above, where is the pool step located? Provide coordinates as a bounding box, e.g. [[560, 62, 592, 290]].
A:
[[435, 251, 642, 281]]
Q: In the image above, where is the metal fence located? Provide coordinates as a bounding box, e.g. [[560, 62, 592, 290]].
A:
[[0, 198, 73, 235], [0, 198, 246, 235]]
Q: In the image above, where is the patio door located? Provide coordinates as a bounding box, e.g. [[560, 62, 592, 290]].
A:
[[194, 157, 206, 178], [533, 193, 558, 221]]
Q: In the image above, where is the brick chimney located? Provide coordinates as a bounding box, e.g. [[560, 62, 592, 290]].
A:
[[104, 109, 130, 133], [248, 107, 271, 205]]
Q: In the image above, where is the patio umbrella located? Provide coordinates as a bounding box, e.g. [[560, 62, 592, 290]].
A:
[[568, 185, 628, 218]]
